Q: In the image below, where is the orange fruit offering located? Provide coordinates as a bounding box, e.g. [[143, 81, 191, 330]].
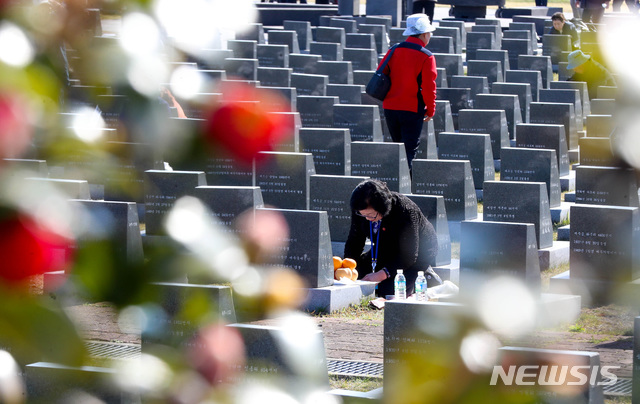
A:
[[342, 258, 357, 269], [350, 269, 358, 281], [335, 267, 352, 280], [333, 256, 343, 270]]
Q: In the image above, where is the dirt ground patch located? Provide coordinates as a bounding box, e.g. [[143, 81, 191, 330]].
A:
[[66, 302, 635, 379]]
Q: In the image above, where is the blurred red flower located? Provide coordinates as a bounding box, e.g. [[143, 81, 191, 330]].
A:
[[0, 92, 32, 161], [202, 82, 293, 165], [0, 215, 74, 284]]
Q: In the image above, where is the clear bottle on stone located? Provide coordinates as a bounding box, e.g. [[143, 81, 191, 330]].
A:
[[415, 270, 427, 301], [394, 269, 406, 300]]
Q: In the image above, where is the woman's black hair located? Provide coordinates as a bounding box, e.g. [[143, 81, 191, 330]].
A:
[[350, 179, 393, 217]]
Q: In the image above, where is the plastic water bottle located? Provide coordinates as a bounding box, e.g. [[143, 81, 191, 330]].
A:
[[415, 271, 427, 301], [394, 269, 406, 300]]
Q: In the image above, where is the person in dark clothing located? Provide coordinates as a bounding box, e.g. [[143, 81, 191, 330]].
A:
[[567, 49, 616, 100], [378, 13, 437, 174], [549, 12, 580, 49], [344, 179, 442, 298], [411, 0, 437, 24], [577, 0, 610, 23]]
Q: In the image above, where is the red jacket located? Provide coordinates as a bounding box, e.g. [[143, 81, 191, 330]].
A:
[[378, 36, 438, 118]]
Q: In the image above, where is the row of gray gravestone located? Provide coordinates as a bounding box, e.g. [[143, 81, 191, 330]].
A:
[[16, 9, 635, 298], [14, 12, 638, 403]]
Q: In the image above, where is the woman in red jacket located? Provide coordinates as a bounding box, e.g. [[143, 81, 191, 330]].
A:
[[378, 13, 438, 174]]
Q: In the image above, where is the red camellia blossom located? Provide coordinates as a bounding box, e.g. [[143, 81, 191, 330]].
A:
[[202, 82, 294, 165], [0, 92, 33, 161], [0, 214, 74, 285]]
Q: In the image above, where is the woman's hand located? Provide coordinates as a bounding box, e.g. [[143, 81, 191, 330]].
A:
[[362, 270, 388, 283]]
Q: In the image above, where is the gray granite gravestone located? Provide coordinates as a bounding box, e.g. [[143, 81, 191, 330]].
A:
[[433, 100, 455, 143], [550, 81, 591, 117], [333, 104, 383, 142], [224, 58, 259, 81], [3, 158, 48, 177], [345, 32, 377, 50], [364, 16, 392, 34], [350, 141, 411, 193], [69, 200, 144, 264], [426, 36, 454, 54], [330, 17, 358, 34], [310, 174, 368, 242], [253, 151, 315, 210], [25, 363, 128, 404], [227, 39, 257, 59], [500, 147, 561, 208], [299, 127, 351, 176], [257, 67, 292, 88], [539, 88, 583, 130], [284, 20, 312, 51], [309, 42, 343, 61], [505, 69, 541, 102], [450, 75, 489, 104], [365, 0, 401, 25], [508, 22, 536, 39], [466, 60, 503, 90], [228, 322, 329, 387], [586, 115, 614, 138], [412, 159, 478, 221], [518, 55, 553, 90], [257, 44, 290, 68], [291, 73, 328, 96], [515, 123, 570, 177], [268, 29, 301, 54], [575, 166, 639, 207], [542, 34, 571, 65], [296, 95, 339, 128], [189, 186, 264, 233], [495, 347, 605, 404], [144, 170, 207, 235], [503, 30, 533, 51], [590, 99, 615, 116], [483, 181, 553, 249], [492, 81, 532, 124], [570, 204, 640, 283], [26, 178, 90, 200], [141, 283, 236, 348], [383, 301, 467, 393], [198, 49, 234, 70], [436, 88, 472, 128], [476, 49, 510, 74], [342, 48, 377, 71], [405, 194, 452, 266], [356, 24, 389, 54], [316, 26, 346, 48], [433, 53, 464, 87], [578, 137, 621, 168], [460, 220, 541, 293], [475, 93, 522, 140], [438, 20, 466, 47], [458, 109, 509, 159], [472, 24, 501, 46], [260, 207, 334, 288], [289, 53, 320, 74], [269, 111, 301, 153], [529, 102, 577, 150], [352, 69, 375, 86], [326, 83, 363, 104], [433, 26, 462, 54], [260, 85, 297, 110], [466, 31, 496, 61], [236, 22, 265, 44], [316, 60, 353, 84], [205, 156, 253, 186], [502, 39, 533, 70], [437, 132, 495, 190]]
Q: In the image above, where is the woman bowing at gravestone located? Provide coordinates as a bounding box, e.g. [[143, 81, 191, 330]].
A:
[[344, 179, 442, 298]]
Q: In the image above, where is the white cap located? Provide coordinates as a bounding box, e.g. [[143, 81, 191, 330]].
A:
[[402, 13, 436, 36], [397, 269, 403, 274], [418, 271, 424, 276]]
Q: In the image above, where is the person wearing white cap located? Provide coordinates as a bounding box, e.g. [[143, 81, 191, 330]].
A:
[[567, 50, 616, 100], [376, 13, 437, 174]]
